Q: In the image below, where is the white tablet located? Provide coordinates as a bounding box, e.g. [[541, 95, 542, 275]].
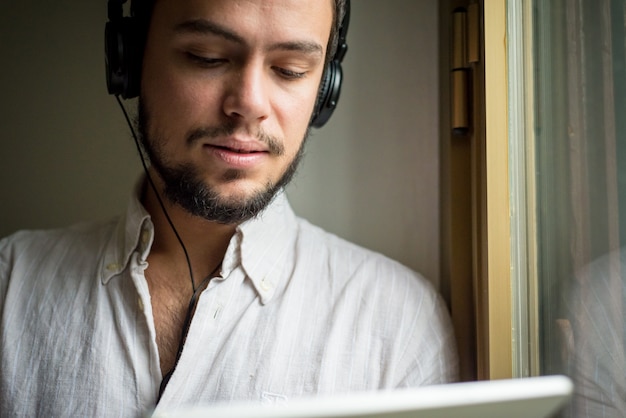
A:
[[152, 375, 573, 418]]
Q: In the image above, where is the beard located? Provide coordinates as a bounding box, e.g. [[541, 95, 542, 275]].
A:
[[136, 100, 308, 225]]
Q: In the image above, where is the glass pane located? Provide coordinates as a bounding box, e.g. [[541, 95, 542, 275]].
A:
[[533, 0, 626, 416]]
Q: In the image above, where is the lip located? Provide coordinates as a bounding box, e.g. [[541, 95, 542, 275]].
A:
[[203, 137, 270, 153], [202, 138, 270, 169]]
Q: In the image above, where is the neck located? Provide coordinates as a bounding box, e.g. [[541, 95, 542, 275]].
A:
[[141, 176, 236, 283]]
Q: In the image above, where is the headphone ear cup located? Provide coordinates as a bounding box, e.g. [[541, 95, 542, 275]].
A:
[[311, 0, 349, 129], [105, 17, 141, 99], [311, 61, 343, 129], [105, 20, 124, 96]]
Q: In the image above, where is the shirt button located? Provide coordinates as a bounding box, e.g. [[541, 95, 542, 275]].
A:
[[260, 279, 272, 292], [213, 303, 223, 320], [137, 298, 144, 312], [141, 230, 150, 245], [106, 262, 121, 271]]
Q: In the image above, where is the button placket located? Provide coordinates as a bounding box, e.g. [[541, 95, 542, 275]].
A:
[[158, 283, 226, 402]]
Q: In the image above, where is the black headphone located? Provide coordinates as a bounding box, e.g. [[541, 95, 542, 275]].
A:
[[105, 0, 350, 128], [310, 0, 350, 128], [105, 0, 143, 100]]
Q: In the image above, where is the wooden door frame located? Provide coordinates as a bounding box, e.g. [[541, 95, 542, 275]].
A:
[[440, 0, 513, 381]]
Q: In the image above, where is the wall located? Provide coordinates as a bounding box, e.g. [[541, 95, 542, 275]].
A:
[[0, 0, 440, 286]]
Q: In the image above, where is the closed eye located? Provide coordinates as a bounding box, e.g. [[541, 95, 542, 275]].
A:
[[186, 52, 227, 68], [273, 66, 307, 80]]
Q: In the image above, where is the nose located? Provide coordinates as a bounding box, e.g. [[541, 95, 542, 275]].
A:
[[222, 62, 271, 124]]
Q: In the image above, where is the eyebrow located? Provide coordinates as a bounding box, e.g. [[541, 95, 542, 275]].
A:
[[174, 19, 244, 44], [174, 19, 324, 57]]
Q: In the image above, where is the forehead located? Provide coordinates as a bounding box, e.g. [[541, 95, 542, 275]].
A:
[[149, 0, 334, 49]]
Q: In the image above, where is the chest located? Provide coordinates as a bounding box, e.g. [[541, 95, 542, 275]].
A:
[[4, 266, 393, 415], [150, 275, 390, 406], [144, 266, 206, 378]]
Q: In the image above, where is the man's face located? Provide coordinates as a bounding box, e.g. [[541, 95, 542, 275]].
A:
[[139, 0, 333, 224]]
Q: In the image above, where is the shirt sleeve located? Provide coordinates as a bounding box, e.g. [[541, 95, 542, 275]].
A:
[[394, 285, 459, 387]]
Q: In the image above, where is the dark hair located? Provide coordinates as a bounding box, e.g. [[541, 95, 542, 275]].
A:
[[329, 0, 347, 62], [134, 0, 347, 65]]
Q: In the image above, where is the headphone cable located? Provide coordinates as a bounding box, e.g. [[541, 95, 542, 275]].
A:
[[114, 95, 199, 292], [115, 96, 223, 402]]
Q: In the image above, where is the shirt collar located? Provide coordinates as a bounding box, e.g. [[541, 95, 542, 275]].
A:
[[101, 180, 153, 284], [228, 191, 298, 304], [100, 183, 298, 305]]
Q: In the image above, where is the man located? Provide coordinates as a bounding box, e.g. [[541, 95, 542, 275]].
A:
[[0, 0, 458, 416]]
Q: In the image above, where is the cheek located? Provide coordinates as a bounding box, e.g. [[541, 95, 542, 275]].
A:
[[273, 88, 318, 145], [152, 69, 205, 111], [144, 70, 218, 135]]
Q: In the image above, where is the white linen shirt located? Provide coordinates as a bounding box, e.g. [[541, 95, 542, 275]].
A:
[[0, 191, 458, 417]]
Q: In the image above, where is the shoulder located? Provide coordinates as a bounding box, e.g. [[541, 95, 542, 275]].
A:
[[1, 220, 116, 260], [291, 217, 458, 384], [294, 217, 435, 292], [0, 219, 118, 286], [291, 217, 450, 338]]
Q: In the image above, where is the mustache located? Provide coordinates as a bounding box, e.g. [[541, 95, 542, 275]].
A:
[[186, 121, 285, 156]]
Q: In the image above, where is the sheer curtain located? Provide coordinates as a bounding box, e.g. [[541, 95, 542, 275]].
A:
[[533, 0, 626, 416]]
